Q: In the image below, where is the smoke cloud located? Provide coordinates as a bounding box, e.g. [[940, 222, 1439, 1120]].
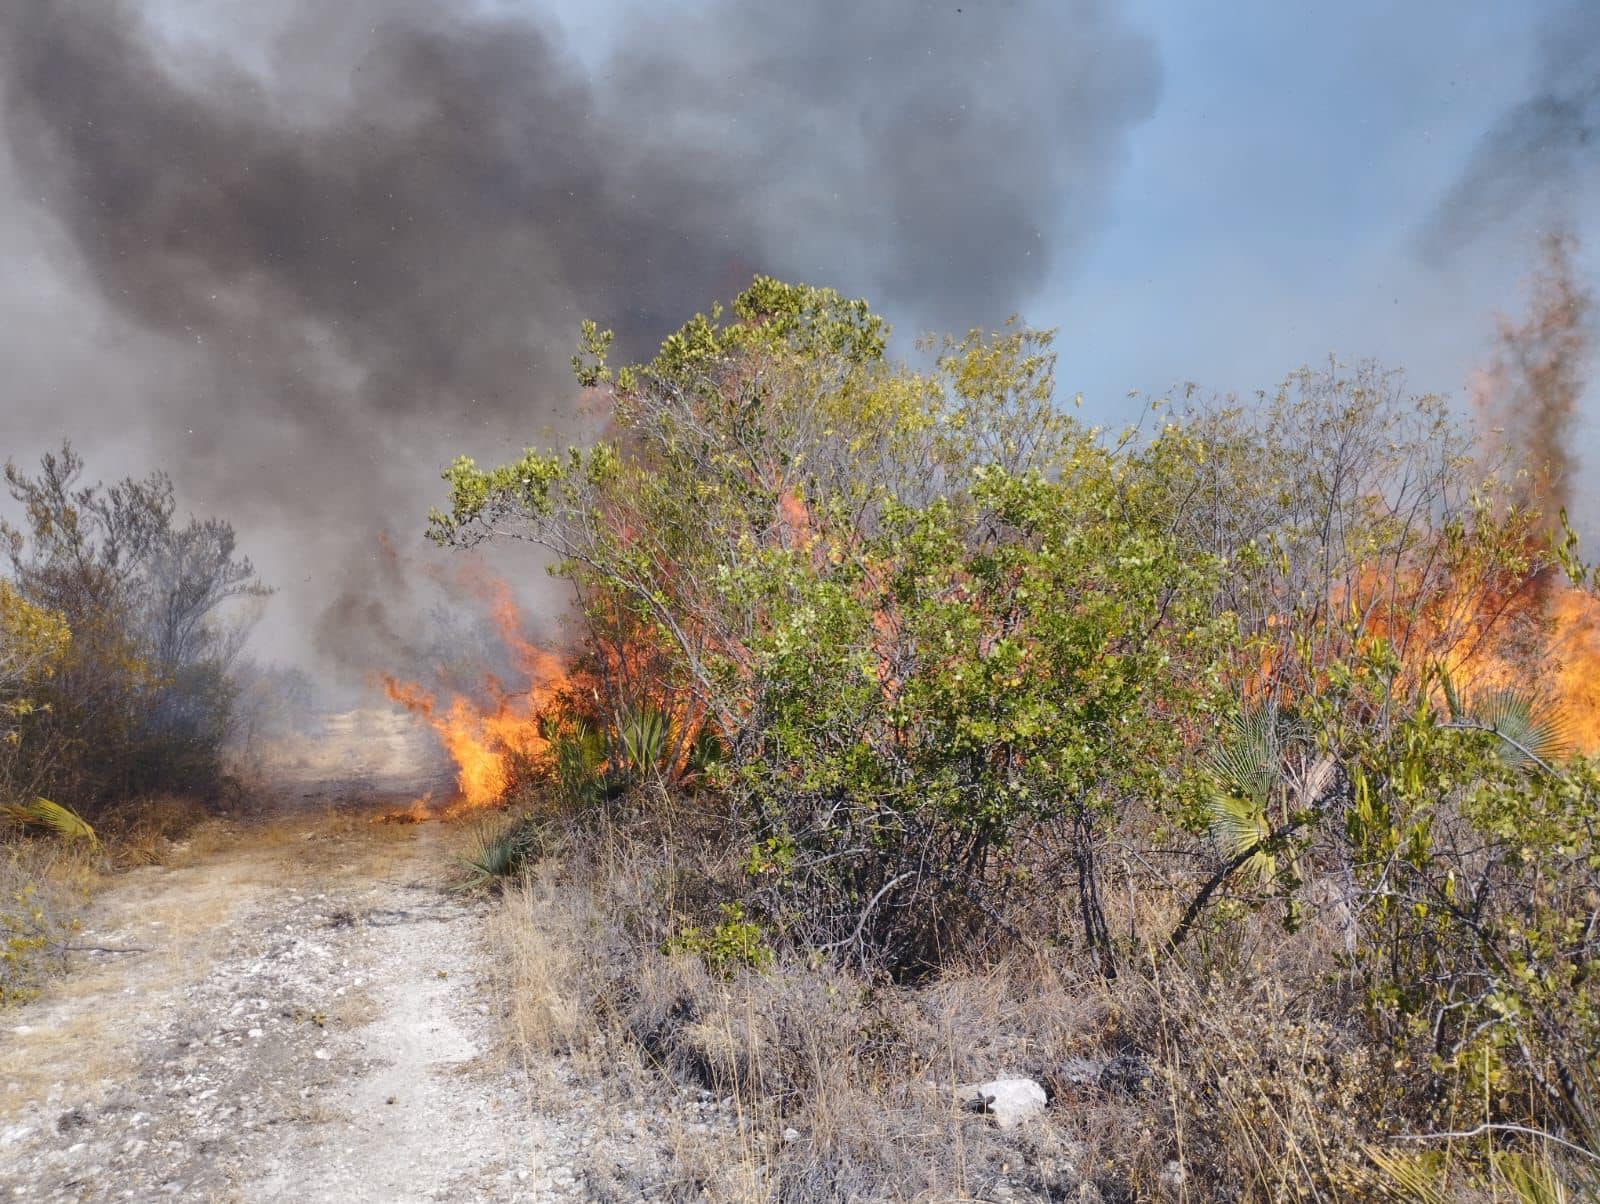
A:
[[1471, 230, 1594, 535], [0, 0, 1160, 670], [1421, 2, 1599, 258]]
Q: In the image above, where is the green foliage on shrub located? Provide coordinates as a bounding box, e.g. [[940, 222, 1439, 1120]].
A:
[[1341, 697, 1600, 1141], [433, 276, 1600, 1186], [666, 902, 773, 974], [0, 881, 56, 1006], [433, 278, 1243, 973]]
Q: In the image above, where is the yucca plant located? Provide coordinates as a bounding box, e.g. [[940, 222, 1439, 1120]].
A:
[[1371, 1141, 1597, 1204], [552, 718, 608, 808], [457, 817, 547, 892], [613, 702, 676, 786], [1, 797, 96, 844]]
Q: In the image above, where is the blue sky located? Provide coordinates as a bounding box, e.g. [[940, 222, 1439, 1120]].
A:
[[1043, 4, 1569, 403]]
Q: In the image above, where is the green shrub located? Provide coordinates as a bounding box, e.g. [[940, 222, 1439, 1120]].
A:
[[2, 442, 268, 811], [458, 818, 551, 892], [666, 902, 772, 974]]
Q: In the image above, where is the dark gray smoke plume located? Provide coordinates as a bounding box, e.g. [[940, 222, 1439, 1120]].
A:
[[0, 0, 1159, 668], [1422, 2, 1599, 258]]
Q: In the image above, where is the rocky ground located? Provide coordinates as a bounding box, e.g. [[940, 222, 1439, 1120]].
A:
[[0, 803, 675, 1203]]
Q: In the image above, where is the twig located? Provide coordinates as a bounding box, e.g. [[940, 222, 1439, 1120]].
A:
[[816, 872, 914, 957], [1393, 1123, 1600, 1166]]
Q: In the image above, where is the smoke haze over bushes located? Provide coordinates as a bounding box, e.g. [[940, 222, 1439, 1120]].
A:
[[0, 0, 1160, 667], [2, 2, 1597, 672], [1421, 2, 1600, 259]]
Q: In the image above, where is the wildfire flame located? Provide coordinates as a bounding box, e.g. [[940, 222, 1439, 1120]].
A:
[[383, 575, 569, 817], [1548, 587, 1600, 753], [1447, 580, 1600, 756]]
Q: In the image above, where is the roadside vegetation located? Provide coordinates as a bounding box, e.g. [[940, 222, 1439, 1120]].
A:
[[439, 271, 1600, 1200], [0, 442, 267, 1002]]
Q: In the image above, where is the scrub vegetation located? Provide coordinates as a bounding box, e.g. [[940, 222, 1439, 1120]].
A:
[[0, 443, 268, 1001], [439, 273, 1600, 1200]]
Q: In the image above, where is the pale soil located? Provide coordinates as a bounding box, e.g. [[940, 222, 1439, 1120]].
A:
[[0, 803, 668, 1203]]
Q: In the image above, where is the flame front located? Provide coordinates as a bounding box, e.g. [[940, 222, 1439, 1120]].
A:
[[1550, 586, 1600, 753], [382, 577, 569, 816], [1334, 564, 1600, 756]]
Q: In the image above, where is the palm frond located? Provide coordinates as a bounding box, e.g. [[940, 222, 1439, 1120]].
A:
[[1201, 704, 1280, 805], [1, 797, 96, 844], [1205, 790, 1276, 884], [548, 718, 615, 809], [1292, 754, 1337, 810], [1468, 687, 1570, 768], [1439, 663, 1465, 722], [1200, 704, 1284, 886]]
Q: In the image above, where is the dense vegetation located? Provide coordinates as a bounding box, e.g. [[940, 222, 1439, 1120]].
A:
[[0, 441, 268, 813], [0, 443, 267, 999], [437, 279, 1600, 1198]]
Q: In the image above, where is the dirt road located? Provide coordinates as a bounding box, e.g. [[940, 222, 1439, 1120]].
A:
[[0, 808, 630, 1202]]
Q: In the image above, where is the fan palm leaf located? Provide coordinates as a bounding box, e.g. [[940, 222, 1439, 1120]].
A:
[[1468, 687, 1569, 768], [1205, 791, 1277, 884], [1201, 704, 1280, 805], [1, 797, 96, 844], [1200, 705, 1282, 885]]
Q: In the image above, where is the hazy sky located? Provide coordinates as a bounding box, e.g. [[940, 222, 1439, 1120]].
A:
[[1057, 2, 1592, 407], [1, 0, 1594, 671]]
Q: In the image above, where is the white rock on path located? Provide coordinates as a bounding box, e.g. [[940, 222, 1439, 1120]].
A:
[[957, 1077, 1047, 1129]]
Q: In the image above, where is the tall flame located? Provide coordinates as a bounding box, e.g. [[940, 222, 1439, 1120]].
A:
[[382, 575, 568, 815], [1549, 587, 1600, 753]]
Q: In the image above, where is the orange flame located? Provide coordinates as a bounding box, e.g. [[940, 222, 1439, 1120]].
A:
[[1367, 566, 1600, 755], [1549, 587, 1600, 754], [382, 577, 569, 816]]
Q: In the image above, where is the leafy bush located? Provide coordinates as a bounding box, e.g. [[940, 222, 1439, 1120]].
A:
[[437, 278, 1600, 1189], [666, 902, 772, 974], [1, 442, 268, 811], [434, 280, 1238, 974]]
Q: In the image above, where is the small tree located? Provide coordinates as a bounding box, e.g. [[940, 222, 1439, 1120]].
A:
[[1, 442, 269, 805]]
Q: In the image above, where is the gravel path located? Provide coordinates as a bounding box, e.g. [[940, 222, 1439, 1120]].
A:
[[0, 812, 645, 1202]]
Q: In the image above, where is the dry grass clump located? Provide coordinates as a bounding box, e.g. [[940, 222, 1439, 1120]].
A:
[[486, 853, 599, 1063], [0, 834, 94, 1004], [0, 791, 240, 1007], [485, 812, 1569, 1202], [481, 823, 1171, 1200], [1122, 962, 1392, 1201], [95, 793, 218, 867]]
